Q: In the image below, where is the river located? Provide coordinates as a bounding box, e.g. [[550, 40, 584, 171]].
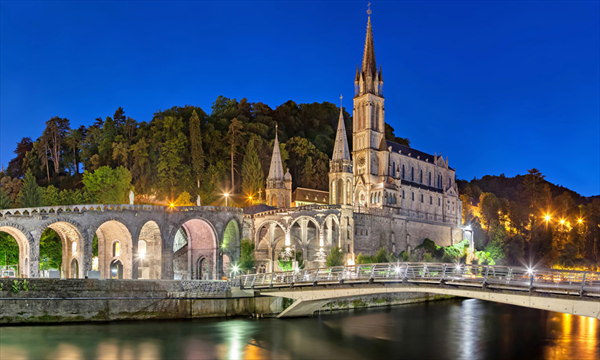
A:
[[1, 299, 598, 359]]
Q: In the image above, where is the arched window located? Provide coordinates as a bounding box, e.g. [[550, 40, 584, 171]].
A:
[[392, 162, 396, 177], [113, 241, 121, 257], [402, 190, 405, 198], [138, 240, 147, 258], [428, 172, 432, 186], [421, 194, 424, 203], [430, 196, 433, 205], [411, 192, 414, 201], [272, 194, 277, 207]]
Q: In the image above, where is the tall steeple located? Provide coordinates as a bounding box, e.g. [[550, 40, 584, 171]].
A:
[[267, 125, 284, 181], [356, 3, 383, 97], [332, 96, 351, 161]]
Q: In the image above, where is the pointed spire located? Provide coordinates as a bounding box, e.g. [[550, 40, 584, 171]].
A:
[[355, 64, 360, 82], [268, 124, 284, 180], [362, 8, 377, 79], [378, 65, 383, 82], [332, 95, 351, 161]]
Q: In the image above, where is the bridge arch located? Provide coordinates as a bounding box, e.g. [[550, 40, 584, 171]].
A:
[[94, 220, 133, 279], [137, 220, 162, 279], [321, 214, 340, 248], [172, 217, 219, 280], [0, 223, 33, 278], [41, 219, 87, 279]]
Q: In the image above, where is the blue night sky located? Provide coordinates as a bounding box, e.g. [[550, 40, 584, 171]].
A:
[[1, 1, 599, 196]]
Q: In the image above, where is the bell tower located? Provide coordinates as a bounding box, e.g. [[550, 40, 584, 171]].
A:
[[352, 5, 385, 206]]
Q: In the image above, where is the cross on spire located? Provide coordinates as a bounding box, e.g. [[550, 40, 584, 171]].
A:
[[340, 94, 343, 108], [367, 2, 372, 15]]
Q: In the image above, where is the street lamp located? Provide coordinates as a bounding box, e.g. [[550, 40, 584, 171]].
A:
[[224, 193, 229, 207], [578, 218, 583, 224], [544, 214, 551, 222]]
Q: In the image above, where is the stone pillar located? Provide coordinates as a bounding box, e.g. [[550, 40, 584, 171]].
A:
[[161, 232, 174, 280], [28, 230, 41, 278]]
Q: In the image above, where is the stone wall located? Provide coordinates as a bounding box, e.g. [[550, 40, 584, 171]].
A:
[[353, 212, 464, 256]]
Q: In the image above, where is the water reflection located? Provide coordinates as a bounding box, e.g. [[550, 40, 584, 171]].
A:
[[1, 300, 599, 360]]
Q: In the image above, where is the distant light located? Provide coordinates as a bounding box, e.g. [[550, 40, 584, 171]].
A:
[[544, 215, 551, 222], [527, 267, 534, 275], [560, 219, 565, 225], [224, 193, 229, 197], [170, 203, 174, 208], [232, 265, 239, 273], [578, 218, 583, 224], [248, 196, 252, 200]]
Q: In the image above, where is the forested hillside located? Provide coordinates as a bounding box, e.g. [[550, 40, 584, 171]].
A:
[[458, 170, 600, 269], [0, 96, 408, 206]]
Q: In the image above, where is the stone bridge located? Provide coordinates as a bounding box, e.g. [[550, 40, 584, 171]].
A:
[[236, 262, 600, 319], [246, 205, 354, 272], [0, 204, 243, 280]]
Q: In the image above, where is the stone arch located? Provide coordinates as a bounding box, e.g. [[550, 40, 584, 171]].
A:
[[94, 220, 133, 279], [173, 218, 219, 280], [222, 219, 241, 250], [322, 214, 341, 248], [254, 220, 287, 247], [41, 219, 86, 279], [137, 220, 162, 279], [0, 223, 33, 278]]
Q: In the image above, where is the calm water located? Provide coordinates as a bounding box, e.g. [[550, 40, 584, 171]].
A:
[[1, 299, 599, 360]]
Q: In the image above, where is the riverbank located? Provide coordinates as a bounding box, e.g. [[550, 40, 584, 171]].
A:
[[0, 279, 450, 324]]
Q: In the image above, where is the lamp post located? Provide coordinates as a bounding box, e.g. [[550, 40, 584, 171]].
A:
[[225, 193, 229, 207]]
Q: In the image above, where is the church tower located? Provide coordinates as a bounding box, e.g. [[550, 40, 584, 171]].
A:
[[265, 126, 292, 208], [329, 97, 353, 205], [352, 6, 385, 206]]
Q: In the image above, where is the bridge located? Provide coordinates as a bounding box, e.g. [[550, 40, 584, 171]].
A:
[[235, 263, 600, 319], [0, 204, 243, 280]]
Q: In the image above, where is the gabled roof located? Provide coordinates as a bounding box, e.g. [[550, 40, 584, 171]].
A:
[[386, 140, 454, 170], [292, 187, 329, 204]]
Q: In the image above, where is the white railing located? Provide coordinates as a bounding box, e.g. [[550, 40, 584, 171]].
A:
[[0, 204, 242, 217], [234, 262, 600, 298]]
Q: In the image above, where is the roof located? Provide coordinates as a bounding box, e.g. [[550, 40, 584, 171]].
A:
[[244, 204, 276, 215], [386, 140, 454, 171], [332, 107, 350, 161], [267, 130, 284, 180], [292, 187, 329, 204], [362, 16, 377, 78]]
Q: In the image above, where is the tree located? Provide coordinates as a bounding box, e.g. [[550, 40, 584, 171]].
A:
[[157, 116, 190, 198], [241, 137, 264, 196], [480, 192, 500, 243], [0, 233, 19, 266], [326, 246, 344, 267], [0, 187, 13, 209], [190, 110, 205, 190], [16, 170, 43, 207], [238, 238, 256, 273], [523, 168, 546, 209], [174, 191, 194, 206], [42, 185, 60, 206], [43, 116, 70, 175], [7, 137, 33, 178], [40, 229, 62, 270], [34, 136, 50, 181], [82, 166, 132, 204], [226, 118, 244, 192], [64, 126, 85, 175]]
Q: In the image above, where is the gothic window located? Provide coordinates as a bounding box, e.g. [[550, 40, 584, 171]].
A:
[[448, 178, 451, 188], [428, 172, 432, 186], [411, 192, 414, 201], [420, 170, 423, 184], [402, 190, 405, 198], [421, 194, 424, 203], [430, 196, 433, 204], [113, 241, 121, 257], [411, 167, 414, 181], [392, 162, 396, 177], [438, 197, 441, 206]]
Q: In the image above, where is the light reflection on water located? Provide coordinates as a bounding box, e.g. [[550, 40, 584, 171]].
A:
[[1, 299, 598, 360]]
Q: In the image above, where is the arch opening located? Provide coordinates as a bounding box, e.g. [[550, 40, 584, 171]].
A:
[[45, 221, 85, 279], [173, 219, 218, 280], [138, 221, 162, 279], [0, 228, 29, 278], [96, 220, 133, 279]]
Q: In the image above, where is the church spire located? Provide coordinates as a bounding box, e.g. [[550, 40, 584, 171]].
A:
[[362, 5, 377, 79], [332, 95, 350, 161], [267, 125, 284, 180]]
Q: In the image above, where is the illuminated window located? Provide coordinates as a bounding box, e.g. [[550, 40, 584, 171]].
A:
[[113, 241, 121, 257]]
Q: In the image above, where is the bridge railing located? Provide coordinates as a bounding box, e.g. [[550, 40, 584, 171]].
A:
[[234, 262, 600, 298], [0, 204, 242, 217]]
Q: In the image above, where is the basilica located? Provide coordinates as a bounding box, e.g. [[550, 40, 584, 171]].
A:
[[252, 10, 467, 270]]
